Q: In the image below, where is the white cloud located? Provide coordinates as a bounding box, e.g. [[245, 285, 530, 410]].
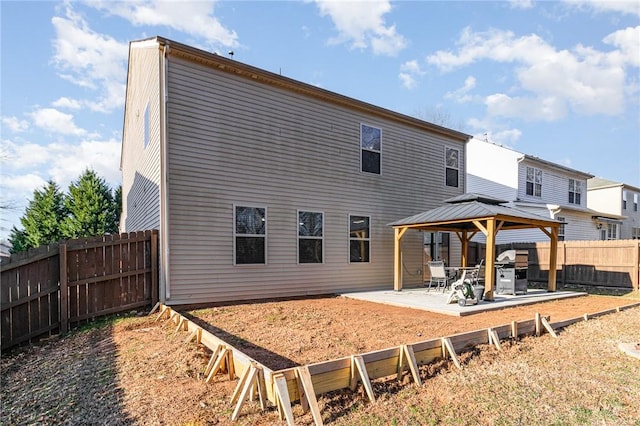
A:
[[30, 108, 88, 136], [314, 0, 407, 56], [91, 0, 239, 48], [51, 4, 129, 112], [428, 26, 638, 120], [52, 97, 82, 110], [398, 60, 425, 89], [509, 0, 534, 9], [1, 116, 29, 133], [563, 0, 640, 17], [445, 76, 477, 103], [467, 118, 522, 147]]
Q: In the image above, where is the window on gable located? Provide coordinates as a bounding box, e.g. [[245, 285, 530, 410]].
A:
[[143, 102, 150, 149], [234, 206, 266, 264], [526, 166, 542, 197], [298, 211, 323, 264], [361, 124, 381, 174], [349, 215, 370, 263], [568, 179, 582, 205], [445, 147, 459, 187]]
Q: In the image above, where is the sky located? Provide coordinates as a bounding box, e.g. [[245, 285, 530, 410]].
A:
[[1, 0, 639, 242]]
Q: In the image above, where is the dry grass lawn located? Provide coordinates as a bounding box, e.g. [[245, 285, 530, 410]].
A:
[[1, 292, 639, 425]]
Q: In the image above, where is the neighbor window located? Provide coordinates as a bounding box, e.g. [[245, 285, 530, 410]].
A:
[[234, 206, 266, 264], [557, 216, 566, 241], [143, 102, 150, 148], [634, 194, 638, 212], [349, 215, 370, 262], [445, 147, 459, 187], [632, 227, 640, 240], [568, 179, 582, 205], [623, 191, 627, 210], [526, 166, 542, 197], [361, 124, 381, 174], [607, 223, 619, 240], [298, 211, 323, 264]]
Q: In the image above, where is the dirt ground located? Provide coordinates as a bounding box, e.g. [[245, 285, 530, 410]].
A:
[[1, 293, 638, 425]]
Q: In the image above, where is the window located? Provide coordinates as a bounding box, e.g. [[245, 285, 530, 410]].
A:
[[526, 166, 542, 197], [143, 102, 150, 148], [234, 206, 266, 264], [568, 179, 582, 205], [360, 124, 381, 174], [349, 215, 370, 262], [445, 147, 459, 187], [298, 211, 323, 264], [557, 216, 565, 241], [634, 194, 638, 212], [606, 223, 619, 240], [632, 227, 640, 240], [623, 191, 627, 210]]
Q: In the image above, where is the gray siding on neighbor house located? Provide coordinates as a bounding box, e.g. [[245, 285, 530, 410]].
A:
[[163, 55, 466, 304], [121, 43, 162, 232]]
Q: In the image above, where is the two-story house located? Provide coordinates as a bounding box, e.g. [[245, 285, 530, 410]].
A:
[[120, 36, 470, 305], [466, 138, 599, 244], [587, 178, 639, 240]]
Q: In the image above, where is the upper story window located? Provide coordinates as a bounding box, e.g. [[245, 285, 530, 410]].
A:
[[622, 191, 627, 210], [526, 166, 542, 197], [143, 102, 150, 148], [349, 215, 370, 263], [298, 211, 323, 264], [234, 205, 266, 264], [568, 179, 582, 205], [361, 124, 381, 174], [445, 147, 459, 188], [634, 193, 638, 212]]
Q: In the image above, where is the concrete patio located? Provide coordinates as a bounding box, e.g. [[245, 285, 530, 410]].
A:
[[340, 287, 587, 317]]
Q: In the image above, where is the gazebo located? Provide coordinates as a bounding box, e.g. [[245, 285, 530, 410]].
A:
[[388, 193, 563, 301]]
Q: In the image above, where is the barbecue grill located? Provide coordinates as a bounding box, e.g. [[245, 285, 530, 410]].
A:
[[495, 249, 528, 295]]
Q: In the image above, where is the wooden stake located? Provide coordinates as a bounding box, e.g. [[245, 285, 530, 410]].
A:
[[351, 355, 375, 402], [230, 364, 252, 405], [256, 367, 267, 410], [226, 349, 235, 380], [174, 317, 186, 334], [154, 305, 170, 322], [205, 347, 230, 383], [441, 337, 461, 369], [149, 301, 161, 315], [204, 345, 222, 377], [535, 313, 542, 337], [295, 369, 310, 413], [231, 365, 259, 421], [397, 345, 421, 385], [296, 366, 324, 426], [511, 320, 518, 339], [273, 373, 295, 426], [540, 317, 558, 338], [488, 328, 501, 350]]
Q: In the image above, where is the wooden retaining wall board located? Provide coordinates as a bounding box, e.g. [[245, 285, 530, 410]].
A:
[[165, 301, 640, 425]]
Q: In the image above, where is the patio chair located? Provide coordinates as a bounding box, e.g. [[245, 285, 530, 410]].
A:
[[426, 261, 449, 292]]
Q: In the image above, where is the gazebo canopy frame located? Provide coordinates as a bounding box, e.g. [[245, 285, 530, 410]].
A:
[[389, 194, 563, 301]]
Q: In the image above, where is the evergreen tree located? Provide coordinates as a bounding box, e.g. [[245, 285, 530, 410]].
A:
[[113, 185, 122, 232], [10, 180, 67, 250], [62, 169, 118, 238], [8, 226, 29, 254]]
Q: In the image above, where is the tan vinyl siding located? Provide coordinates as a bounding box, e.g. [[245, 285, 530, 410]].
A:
[[162, 55, 465, 304], [121, 44, 162, 232]]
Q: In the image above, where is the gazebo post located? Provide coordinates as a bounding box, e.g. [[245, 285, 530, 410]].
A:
[[484, 219, 496, 301], [393, 227, 408, 291], [548, 226, 558, 292], [460, 231, 468, 268]]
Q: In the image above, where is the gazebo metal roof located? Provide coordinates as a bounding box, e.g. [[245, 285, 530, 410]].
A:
[[388, 194, 561, 300]]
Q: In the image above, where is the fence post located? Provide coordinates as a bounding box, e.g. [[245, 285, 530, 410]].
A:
[[634, 241, 639, 293], [151, 230, 159, 305], [59, 243, 68, 334]]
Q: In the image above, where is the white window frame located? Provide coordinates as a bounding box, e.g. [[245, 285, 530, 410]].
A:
[[360, 123, 382, 175], [233, 204, 267, 265], [349, 214, 371, 263], [526, 166, 542, 197], [622, 190, 627, 210], [445, 146, 460, 188], [297, 210, 324, 264], [557, 216, 566, 241], [632, 227, 640, 240], [568, 179, 582, 205], [606, 223, 619, 240]]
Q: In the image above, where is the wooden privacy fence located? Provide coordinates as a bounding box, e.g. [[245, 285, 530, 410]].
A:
[[1, 230, 158, 350], [500, 240, 640, 292]]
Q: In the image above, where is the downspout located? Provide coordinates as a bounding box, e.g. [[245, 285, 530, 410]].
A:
[[160, 42, 171, 300]]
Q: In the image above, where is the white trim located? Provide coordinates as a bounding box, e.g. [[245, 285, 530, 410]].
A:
[[297, 209, 325, 265]]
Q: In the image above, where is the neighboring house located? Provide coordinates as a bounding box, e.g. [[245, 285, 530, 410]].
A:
[[120, 36, 470, 305], [466, 138, 602, 243], [587, 178, 640, 240]]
